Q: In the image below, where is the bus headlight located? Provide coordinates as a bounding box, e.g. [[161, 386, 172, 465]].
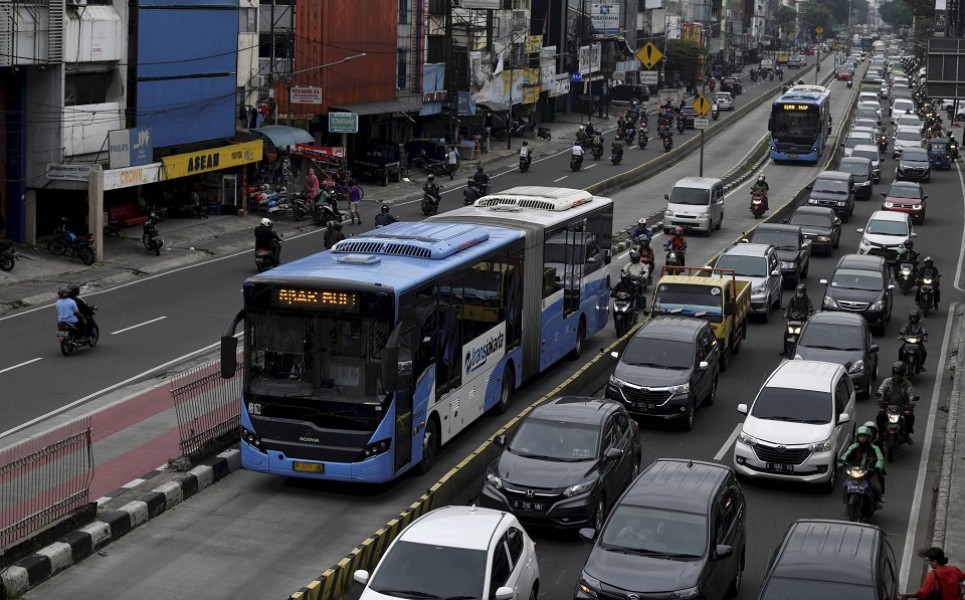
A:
[[242, 427, 266, 452], [359, 438, 391, 459]]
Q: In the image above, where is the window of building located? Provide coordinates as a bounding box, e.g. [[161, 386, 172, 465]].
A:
[[399, 0, 408, 24], [239, 8, 257, 33], [397, 50, 408, 91], [64, 72, 113, 106]]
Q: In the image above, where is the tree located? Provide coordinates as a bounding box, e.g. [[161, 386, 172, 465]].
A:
[[772, 6, 797, 37], [880, 0, 912, 28], [800, 3, 834, 38], [664, 39, 702, 85]]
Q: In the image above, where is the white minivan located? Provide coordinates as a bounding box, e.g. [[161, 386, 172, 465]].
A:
[[734, 360, 855, 489], [891, 98, 916, 124], [662, 176, 725, 236]]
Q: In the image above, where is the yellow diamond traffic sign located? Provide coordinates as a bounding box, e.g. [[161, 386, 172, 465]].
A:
[[693, 94, 711, 118], [636, 42, 664, 70], [815, 26, 824, 35]]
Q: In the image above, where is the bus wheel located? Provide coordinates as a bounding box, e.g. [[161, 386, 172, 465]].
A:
[[495, 367, 515, 414], [568, 318, 586, 360], [419, 417, 440, 475]]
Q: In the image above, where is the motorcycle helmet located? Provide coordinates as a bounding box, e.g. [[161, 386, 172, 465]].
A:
[[794, 283, 806, 298], [758, 174, 766, 183], [326, 221, 335, 230], [522, 141, 528, 146], [381, 204, 390, 214], [862, 420, 879, 437], [640, 238, 651, 248], [923, 256, 933, 266], [674, 226, 684, 236], [477, 164, 484, 172], [638, 217, 648, 227], [856, 426, 873, 441], [909, 309, 921, 323], [892, 361, 908, 376], [629, 250, 641, 263], [66, 282, 82, 298], [57, 287, 70, 299], [427, 174, 435, 181], [620, 269, 631, 283], [260, 218, 272, 228], [903, 239, 914, 249]]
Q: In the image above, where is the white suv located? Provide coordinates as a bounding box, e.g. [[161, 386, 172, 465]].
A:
[[734, 360, 855, 489], [857, 210, 916, 259]]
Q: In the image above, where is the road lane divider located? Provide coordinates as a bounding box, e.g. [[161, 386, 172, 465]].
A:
[[110, 316, 167, 335], [0, 358, 42, 375]]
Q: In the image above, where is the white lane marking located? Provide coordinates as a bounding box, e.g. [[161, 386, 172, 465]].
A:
[[898, 300, 958, 590], [585, 163, 597, 170], [0, 357, 43, 375], [954, 160, 965, 292], [553, 176, 569, 182], [714, 424, 742, 462], [111, 316, 167, 335]]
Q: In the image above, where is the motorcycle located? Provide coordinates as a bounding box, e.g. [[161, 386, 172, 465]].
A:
[[777, 69, 784, 81], [877, 134, 888, 154], [711, 109, 720, 121], [897, 262, 917, 294], [847, 79, 854, 88], [570, 154, 583, 172], [843, 466, 876, 523], [623, 126, 636, 145], [422, 187, 443, 215], [611, 145, 624, 166], [750, 191, 767, 218], [254, 238, 282, 273], [141, 214, 164, 256], [47, 219, 95, 266], [784, 318, 805, 356], [57, 305, 99, 356], [876, 394, 917, 463], [463, 179, 491, 205], [519, 154, 532, 173], [537, 127, 552, 141], [638, 128, 649, 149], [662, 134, 673, 152], [314, 201, 344, 226], [917, 275, 937, 315], [0, 239, 18, 272], [290, 192, 314, 222], [750, 70, 758, 82], [612, 289, 639, 337], [591, 142, 604, 161], [664, 245, 686, 274], [898, 334, 926, 376]]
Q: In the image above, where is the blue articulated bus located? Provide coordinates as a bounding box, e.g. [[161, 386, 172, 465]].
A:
[[768, 90, 832, 162], [220, 187, 614, 483]]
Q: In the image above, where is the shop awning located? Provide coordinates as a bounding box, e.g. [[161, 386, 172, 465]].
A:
[[251, 125, 315, 148], [330, 98, 423, 116]]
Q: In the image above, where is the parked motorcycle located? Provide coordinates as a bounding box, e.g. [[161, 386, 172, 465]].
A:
[[57, 305, 99, 356], [422, 187, 443, 215], [897, 261, 917, 294], [537, 127, 552, 141], [843, 466, 876, 523], [463, 180, 491, 205], [784, 318, 805, 356], [898, 333, 926, 377], [612, 288, 639, 337], [750, 190, 767, 218], [570, 154, 583, 172], [917, 275, 937, 315], [48, 218, 95, 266], [0, 239, 18, 272], [141, 213, 164, 256]]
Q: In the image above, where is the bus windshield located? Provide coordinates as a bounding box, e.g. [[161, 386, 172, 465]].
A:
[[771, 105, 820, 143]]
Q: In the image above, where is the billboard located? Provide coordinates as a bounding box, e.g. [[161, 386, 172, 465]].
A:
[[108, 128, 153, 169], [591, 4, 621, 35]]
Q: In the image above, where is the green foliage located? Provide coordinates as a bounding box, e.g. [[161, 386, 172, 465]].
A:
[[772, 6, 797, 34], [665, 39, 702, 81], [800, 3, 834, 37], [880, 0, 912, 27]]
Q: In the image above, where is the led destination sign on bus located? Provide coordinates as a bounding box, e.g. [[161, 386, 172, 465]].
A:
[[274, 288, 359, 311], [781, 104, 813, 111]]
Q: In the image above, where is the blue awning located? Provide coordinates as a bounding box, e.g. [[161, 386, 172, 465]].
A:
[[251, 125, 315, 148]]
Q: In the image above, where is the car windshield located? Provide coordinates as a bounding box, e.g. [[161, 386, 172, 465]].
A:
[[898, 116, 921, 128], [760, 577, 872, 600], [838, 162, 869, 177], [716, 254, 769, 277], [508, 418, 600, 461], [368, 541, 487, 599], [852, 149, 879, 163], [887, 185, 921, 199], [798, 322, 865, 351], [600, 505, 707, 558], [845, 136, 868, 148], [865, 218, 908, 235], [856, 108, 878, 120], [753, 230, 798, 249], [622, 337, 696, 369], [896, 130, 921, 142], [750, 387, 832, 423], [789, 213, 832, 227], [669, 187, 710, 205], [902, 149, 928, 161], [653, 283, 723, 320], [831, 268, 885, 291], [813, 179, 849, 194]]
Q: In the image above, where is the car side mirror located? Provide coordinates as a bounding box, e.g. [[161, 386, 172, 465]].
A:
[[887, 284, 896, 290], [923, 195, 928, 200], [838, 413, 851, 425], [495, 587, 515, 600], [605, 447, 624, 460], [494, 434, 507, 448], [819, 278, 829, 285], [870, 344, 879, 353], [699, 360, 709, 370], [737, 403, 748, 415], [782, 218, 789, 224], [354, 570, 370, 585], [806, 185, 813, 191], [771, 269, 781, 277], [881, 192, 887, 197], [740, 238, 750, 244], [911, 232, 918, 237], [579, 528, 597, 543], [715, 544, 734, 560], [610, 351, 620, 360], [856, 228, 864, 234]]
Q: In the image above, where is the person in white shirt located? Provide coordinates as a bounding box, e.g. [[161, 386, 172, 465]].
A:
[[571, 144, 585, 157]]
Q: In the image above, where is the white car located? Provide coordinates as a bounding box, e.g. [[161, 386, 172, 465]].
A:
[[355, 506, 540, 600], [714, 243, 783, 319], [896, 113, 924, 132], [856, 210, 916, 258], [858, 92, 880, 105], [892, 126, 923, 158], [715, 91, 735, 111], [842, 131, 875, 157], [734, 360, 855, 488], [891, 100, 915, 124], [858, 101, 882, 120]]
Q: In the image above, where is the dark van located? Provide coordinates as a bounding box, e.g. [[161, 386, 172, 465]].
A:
[[807, 171, 856, 221]]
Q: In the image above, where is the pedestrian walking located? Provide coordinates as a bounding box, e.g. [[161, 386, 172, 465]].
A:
[[446, 146, 459, 180], [305, 168, 319, 201], [899, 547, 965, 599], [349, 181, 362, 225]]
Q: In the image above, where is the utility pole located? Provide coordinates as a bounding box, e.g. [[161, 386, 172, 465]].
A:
[[270, 0, 276, 124]]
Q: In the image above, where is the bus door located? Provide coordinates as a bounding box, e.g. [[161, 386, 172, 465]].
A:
[[386, 319, 416, 473], [563, 220, 587, 316]]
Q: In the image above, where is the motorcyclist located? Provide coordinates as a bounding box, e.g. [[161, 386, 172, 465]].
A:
[[423, 174, 442, 206], [518, 141, 532, 168], [637, 237, 656, 268], [839, 426, 886, 508], [895, 240, 920, 278], [898, 309, 929, 372], [876, 361, 918, 444], [576, 125, 587, 145], [751, 174, 770, 211], [473, 164, 489, 187], [611, 269, 640, 305], [55, 287, 86, 342], [66, 283, 95, 339], [374, 204, 398, 227], [668, 226, 687, 253], [784, 284, 814, 320], [625, 249, 650, 287], [254, 217, 282, 266], [617, 114, 627, 134], [324, 221, 346, 249], [916, 256, 941, 309], [571, 143, 585, 163], [630, 218, 652, 243], [611, 136, 624, 160]]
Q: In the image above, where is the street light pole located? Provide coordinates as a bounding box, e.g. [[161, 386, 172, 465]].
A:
[[286, 52, 367, 127]]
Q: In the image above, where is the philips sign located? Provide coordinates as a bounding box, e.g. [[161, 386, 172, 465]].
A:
[[464, 324, 506, 377], [108, 128, 153, 169]]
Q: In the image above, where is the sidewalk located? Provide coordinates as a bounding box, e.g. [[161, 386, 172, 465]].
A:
[[932, 305, 965, 562]]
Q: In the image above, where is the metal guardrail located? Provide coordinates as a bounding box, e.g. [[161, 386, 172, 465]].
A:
[[171, 357, 243, 463], [0, 418, 93, 551]]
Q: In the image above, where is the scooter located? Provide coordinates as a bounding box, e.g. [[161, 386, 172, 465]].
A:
[[784, 319, 805, 356], [537, 127, 552, 141], [463, 179, 491, 205], [676, 117, 686, 134], [878, 134, 888, 154], [847, 79, 854, 88], [570, 154, 583, 172], [662, 134, 673, 152], [897, 262, 917, 294], [623, 126, 636, 145], [611, 145, 624, 165], [638, 128, 649, 149], [612, 287, 639, 337], [664, 245, 685, 274], [711, 109, 720, 121], [422, 188, 443, 215], [898, 334, 926, 376], [750, 191, 767, 218], [254, 238, 282, 273], [591, 142, 604, 161], [917, 275, 937, 315], [314, 202, 344, 226], [843, 466, 876, 523], [290, 192, 314, 222], [141, 214, 164, 256], [0, 239, 18, 272], [57, 306, 100, 356], [47, 218, 95, 266], [519, 154, 532, 173]]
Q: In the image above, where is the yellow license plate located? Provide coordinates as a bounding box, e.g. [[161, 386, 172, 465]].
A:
[[293, 461, 325, 474], [788, 154, 798, 159]]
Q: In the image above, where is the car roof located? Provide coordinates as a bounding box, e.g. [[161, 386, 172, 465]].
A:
[[401, 506, 507, 550], [889, 181, 922, 191], [840, 156, 872, 167], [868, 209, 910, 222], [852, 144, 881, 155], [805, 311, 867, 328], [756, 223, 801, 233], [836, 253, 887, 271], [770, 520, 883, 586], [675, 176, 721, 187], [721, 243, 773, 257], [764, 360, 842, 391], [792, 205, 837, 218], [621, 458, 731, 513], [816, 170, 853, 181], [531, 396, 621, 425], [637, 316, 709, 342]]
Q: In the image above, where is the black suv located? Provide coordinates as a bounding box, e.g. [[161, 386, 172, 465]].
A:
[[605, 317, 720, 431], [838, 156, 875, 199], [820, 254, 894, 335], [758, 520, 899, 600], [749, 224, 812, 286], [895, 147, 931, 182], [785, 206, 841, 255], [794, 311, 880, 397], [479, 397, 642, 531], [576, 459, 747, 600]]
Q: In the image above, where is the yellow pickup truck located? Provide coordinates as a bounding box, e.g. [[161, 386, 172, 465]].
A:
[[776, 51, 791, 65], [648, 266, 750, 370]]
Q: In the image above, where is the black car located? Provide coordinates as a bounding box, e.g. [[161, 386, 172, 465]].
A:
[[605, 317, 720, 431], [609, 83, 650, 103], [794, 312, 880, 397], [678, 106, 698, 128], [820, 254, 894, 335], [759, 520, 899, 600], [895, 147, 931, 182], [785, 206, 841, 255], [576, 459, 746, 600], [479, 396, 642, 531], [720, 77, 743, 95], [749, 224, 812, 286], [806, 170, 856, 221], [838, 156, 875, 200]]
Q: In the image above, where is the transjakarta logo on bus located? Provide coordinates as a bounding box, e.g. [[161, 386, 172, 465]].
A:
[[464, 324, 506, 375]]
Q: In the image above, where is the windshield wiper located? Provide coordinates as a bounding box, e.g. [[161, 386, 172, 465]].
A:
[[660, 552, 702, 559], [760, 416, 806, 422], [512, 451, 568, 461], [627, 361, 669, 368], [605, 546, 663, 556], [803, 344, 844, 350], [801, 419, 830, 424], [375, 591, 441, 600]]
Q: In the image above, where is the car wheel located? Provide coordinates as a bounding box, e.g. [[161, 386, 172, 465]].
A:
[[683, 400, 696, 431], [529, 587, 538, 600], [494, 367, 514, 414], [833, 234, 840, 249], [705, 376, 718, 406]]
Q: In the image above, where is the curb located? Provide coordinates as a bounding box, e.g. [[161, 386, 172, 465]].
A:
[[931, 305, 964, 549], [0, 449, 241, 599]]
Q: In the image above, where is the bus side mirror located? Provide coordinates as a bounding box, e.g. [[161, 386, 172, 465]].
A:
[[220, 308, 244, 378]]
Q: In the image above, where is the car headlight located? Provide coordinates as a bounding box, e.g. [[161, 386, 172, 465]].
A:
[[578, 575, 601, 598], [911, 205, 922, 210], [808, 438, 834, 452], [807, 198, 818, 204], [737, 431, 758, 446], [837, 201, 848, 207], [608, 375, 626, 388], [664, 209, 674, 217], [564, 480, 596, 498], [670, 585, 702, 599], [781, 261, 795, 269], [870, 300, 885, 311], [818, 235, 831, 241], [859, 237, 871, 248], [849, 360, 865, 374], [752, 283, 768, 294], [824, 295, 839, 309], [884, 201, 895, 208], [486, 470, 503, 490], [668, 382, 691, 395]]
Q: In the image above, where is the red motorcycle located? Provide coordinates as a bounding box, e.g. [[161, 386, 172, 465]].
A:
[[750, 190, 767, 219]]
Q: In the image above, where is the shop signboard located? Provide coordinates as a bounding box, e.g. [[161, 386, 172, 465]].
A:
[[328, 112, 359, 134], [591, 4, 621, 35], [47, 164, 96, 182], [104, 163, 163, 190], [290, 86, 323, 104], [108, 127, 153, 169], [161, 140, 263, 180], [291, 144, 345, 161]]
